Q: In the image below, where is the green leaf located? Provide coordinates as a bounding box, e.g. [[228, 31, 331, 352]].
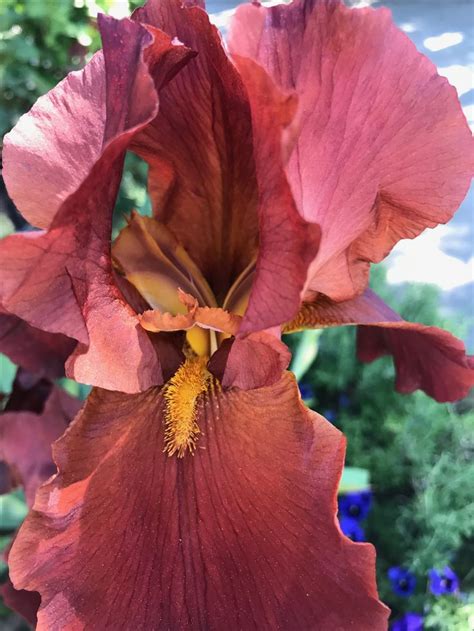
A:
[[0, 490, 28, 531], [59, 378, 91, 401], [338, 467, 370, 494], [290, 329, 322, 381], [0, 354, 16, 395]]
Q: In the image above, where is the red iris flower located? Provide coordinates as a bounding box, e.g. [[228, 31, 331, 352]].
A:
[[1, 0, 472, 628]]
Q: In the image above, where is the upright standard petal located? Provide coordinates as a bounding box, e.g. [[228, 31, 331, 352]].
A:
[[132, 0, 259, 300], [231, 56, 321, 333], [285, 289, 474, 402], [132, 0, 319, 329], [1, 16, 192, 392], [10, 375, 388, 630], [229, 0, 473, 301]]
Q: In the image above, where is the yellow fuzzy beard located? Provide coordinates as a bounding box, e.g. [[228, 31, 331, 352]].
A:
[[163, 356, 214, 458]]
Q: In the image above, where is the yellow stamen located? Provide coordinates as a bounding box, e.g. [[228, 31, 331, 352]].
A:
[[163, 356, 213, 458]]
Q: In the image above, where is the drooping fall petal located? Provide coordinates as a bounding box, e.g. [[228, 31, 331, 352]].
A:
[[229, 0, 474, 301], [0, 16, 192, 392], [0, 310, 75, 379], [131, 0, 319, 328], [286, 289, 474, 402], [10, 375, 388, 629]]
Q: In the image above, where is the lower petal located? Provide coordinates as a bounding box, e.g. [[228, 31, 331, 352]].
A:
[[9, 375, 388, 629]]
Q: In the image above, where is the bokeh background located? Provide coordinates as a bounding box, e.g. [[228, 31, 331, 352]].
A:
[[0, 1, 473, 629]]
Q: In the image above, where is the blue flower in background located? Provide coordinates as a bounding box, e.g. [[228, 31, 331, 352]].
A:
[[390, 612, 423, 631], [298, 382, 313, 400], [429, 566, 459, 595], [339, 516, 365, 542], [323, 409, 336, 423], [338, 490, 372, 521], [388, 567, 417, 597], [339, 392, 350, 408]]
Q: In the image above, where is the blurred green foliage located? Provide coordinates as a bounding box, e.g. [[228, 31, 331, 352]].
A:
[[0, 0, 99, 137]]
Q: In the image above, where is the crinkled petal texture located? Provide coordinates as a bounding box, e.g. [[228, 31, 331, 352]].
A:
[[0, 310, 75, 378], [10, 375, 388, 630], [0, 15, 192, 392], [288, 289, 474, 402], [131, 0, 319, 329], [229, 0, 474, 301]]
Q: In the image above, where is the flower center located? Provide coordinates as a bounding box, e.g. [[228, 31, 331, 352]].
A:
[[112, 212, 255, 356]]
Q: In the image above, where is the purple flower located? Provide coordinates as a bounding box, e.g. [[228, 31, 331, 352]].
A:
[[339, 517, 365, 542], [390, 612, 423, 631], [338, 490, 372, 520], [388, 567, 417, 597], [429, 566, 459, 595]]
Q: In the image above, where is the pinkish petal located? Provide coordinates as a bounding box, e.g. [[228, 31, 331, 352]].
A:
[[132, 0, 319, 330], [208, 331, 291, 389], [1, 16, 192, 392], [286, 289, 474, 402], [9, 376, 388, 629], [229, 0, 473, 301], [231, 55, 321, 333]]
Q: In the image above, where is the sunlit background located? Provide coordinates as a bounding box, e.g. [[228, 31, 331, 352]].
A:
[[0, 1, 473, 630]]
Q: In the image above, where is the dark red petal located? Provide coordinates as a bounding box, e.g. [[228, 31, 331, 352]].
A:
[[132, 0, 319, 330], [0, 383, 81, 506], [290, 289, 474, 402], [357, 322, 474, 403], [231, 56, 321, 333], [1, 17, 192, 392], [0, 310, 75, 378], [132, 0, 259, 299], [208, 331, 291, 389], [9, 377, 388, 629], [0, 578, 40, 626], [229, 0, 473, 301]]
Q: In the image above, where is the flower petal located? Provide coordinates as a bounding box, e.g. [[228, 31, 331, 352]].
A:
[[131, 0, 259, 300], [10, 375, 388, 629], [231, 55, 321, 333], [1, 16, 192, 392], [1, 376, 81, 507], [132, 0, 319, 330], [0, 578, 40, 626], [208, 331, 291, 389], [229, 0, 473, 301], [0, 310, 75, 378], [286, 289, 474, 402]]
